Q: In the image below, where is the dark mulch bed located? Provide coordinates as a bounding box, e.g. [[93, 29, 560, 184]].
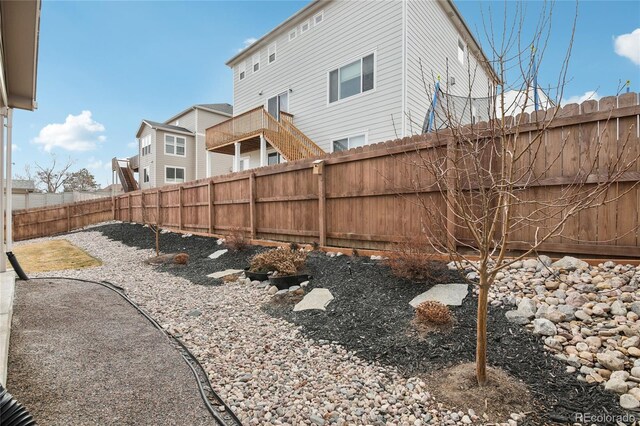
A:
[[92, 223, 267, 286], [262, 253, 629, 425]]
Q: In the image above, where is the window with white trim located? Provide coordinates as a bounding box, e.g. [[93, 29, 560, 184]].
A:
[[141, 135, 151, 156], [289, 29, 297, 41], [165, 134, 186, 156], [329, 53, 374, 103], [457, 39, 465, 65], [165, 167, 185, 183], [253, 53, 260, 72], [267, 152, 281, 165], [300, 20, 310, 33], [332, 134, 366, 152], [314, 11, 324, 25], [238, 62, 246, 80], [143, 167, 150, 183], [268, 43, 276, 64]]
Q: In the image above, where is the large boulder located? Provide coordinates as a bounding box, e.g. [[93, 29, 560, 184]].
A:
[[552, 256, 589, 271]]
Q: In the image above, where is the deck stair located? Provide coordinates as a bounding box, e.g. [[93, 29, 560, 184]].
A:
[[112, 158, 139, 192]]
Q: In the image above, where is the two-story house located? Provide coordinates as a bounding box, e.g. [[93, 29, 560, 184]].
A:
[[205, 0, 498, 172], [135, 103, 234, 189]]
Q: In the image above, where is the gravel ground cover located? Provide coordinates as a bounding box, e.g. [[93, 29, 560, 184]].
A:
[[7, 278, 213, 426], [22, 222, 632, 425]]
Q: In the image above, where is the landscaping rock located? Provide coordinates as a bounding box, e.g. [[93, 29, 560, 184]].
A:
[[517, 298, 536, 319], [409, 283, 468, 308], [604, 371, 629, 394], [611, 301, 628, 316], [532, 319, 557, 336], [293, 289, 334, 312], [207, 269, 244, 279], [597, 352, 625, 371], [620, 393, 640, 410], [208, 249, 228, 259], [267, 286, 278, 295], [552, 256, 589, 271], [565, 292, 589, 308], [505, 310, 531, 325]]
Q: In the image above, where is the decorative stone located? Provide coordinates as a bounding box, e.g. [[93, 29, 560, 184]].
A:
[[605, 371, 629, 394], [409, 284, 468, 308], [596, 351, 625, 371], [293, 289, 334, 312], [505, 310, 531, 325], [517, 298, 537, 318], [532, 318, 557, 336], [207, 269, 244, 279], [628, 347, 640, 357], [545, 310, 567, 324], [208, 249, 228, 259], [566, 292, 589, 308], [552, 256, 589, 271], [611, 301, 628, 316], [268, 286, 278, 295], [620, 393, 640, 410]]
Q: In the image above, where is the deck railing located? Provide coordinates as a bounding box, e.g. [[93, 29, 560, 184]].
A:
[[206, 107, 324, 161]]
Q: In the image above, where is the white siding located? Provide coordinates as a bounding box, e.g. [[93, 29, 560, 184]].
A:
[[231, 0, 404, 152], [405, 0, 493, 134]]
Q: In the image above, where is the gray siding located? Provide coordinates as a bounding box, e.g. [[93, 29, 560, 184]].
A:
[[231, 0, 404, 154], [154, 130, 196, 185], [168, 109, 197, 132], [196, 109, 234, 177], [405, 0, 493, 133], [138, 124, 156, 190]]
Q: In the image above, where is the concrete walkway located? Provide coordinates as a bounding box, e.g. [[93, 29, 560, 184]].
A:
[[7, 279, 214, 425]]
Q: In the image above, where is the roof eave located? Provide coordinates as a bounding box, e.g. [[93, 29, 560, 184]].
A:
[[225, 0, 325, 67], [163, 105, 233, 125], [2, 0, 41, 111]]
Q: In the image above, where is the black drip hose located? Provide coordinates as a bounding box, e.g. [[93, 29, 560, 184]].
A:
[[32, 277, 242, 426], [0, 383, 36, 426]]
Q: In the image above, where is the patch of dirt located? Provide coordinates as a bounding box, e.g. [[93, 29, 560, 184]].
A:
[[426, 362, 534, 422], [14, 239, 101, 273]]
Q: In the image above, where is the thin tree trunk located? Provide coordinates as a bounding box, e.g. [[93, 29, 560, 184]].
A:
[[155, 228, 160, 257], [476, 275, 489, 386]]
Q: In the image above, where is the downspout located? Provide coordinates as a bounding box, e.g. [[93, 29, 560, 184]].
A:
[[4, 109, 27, 280], [0, 109, 5, 273]]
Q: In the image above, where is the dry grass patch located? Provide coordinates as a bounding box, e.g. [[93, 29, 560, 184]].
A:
[[14, 239, 101, 273]]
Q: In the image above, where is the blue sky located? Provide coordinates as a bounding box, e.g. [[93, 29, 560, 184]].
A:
[[12, 0, 640, 188]]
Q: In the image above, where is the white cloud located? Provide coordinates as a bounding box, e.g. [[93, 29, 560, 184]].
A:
[[33, 111, 106, 152], [561, 91, 600, 106], [237, 37, 257, 52], [127, 140, 138, 149], [614, 28, 640, 66], [87, 158, 112, 171]]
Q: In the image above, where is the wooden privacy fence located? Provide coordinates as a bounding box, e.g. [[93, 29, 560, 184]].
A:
[[14, 93, 640, 258], [13, 196, 114, 241]]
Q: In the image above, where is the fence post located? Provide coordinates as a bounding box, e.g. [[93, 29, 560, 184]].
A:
[[141, 191, 146, 224], [249, 173, 257, 239], [66, 204, 71, 232], [178, 186, 183, 230], [128, 193, 132, 222], [446, 138, 456, 252], [156, 190, 161, 227], [208, 181, 214, 235], [111, 195, 115, 220], [314, 160, 326, 247]]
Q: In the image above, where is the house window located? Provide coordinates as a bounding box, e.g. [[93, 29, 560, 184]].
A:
[[240, 157, 250, 171], [143, 167, 150, 183], [165, 134, 186, 156], [314, 11, 324, 25], [300, 20, 310, 33], [289, 29, 297, 41], [141, 135, 151, 156], [457, 39, 465, 64], [267, 152, 281, 165], [165, 167, 185, 183], [253, 53, 260, 72], [239, 62, 246, 80], [332, 134, 366, 152], [268, 43, 276, 64], [329, 53, 374, 103]]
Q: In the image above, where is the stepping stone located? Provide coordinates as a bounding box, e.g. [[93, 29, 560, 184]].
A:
[[293, 288, 334, 312], [207, 269, 243, 279], [409, 283, 468, 308], [208, 249, 228, 259]]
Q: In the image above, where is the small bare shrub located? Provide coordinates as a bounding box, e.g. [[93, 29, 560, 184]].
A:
[[311, 241, 320, 251], [250, 248, 307, 276], [415, 301, 452, 325], [225, 228, 249, 252], [385, 238, 451, 283], [174, 253, 189, 265], [289, 242, 300, 251]]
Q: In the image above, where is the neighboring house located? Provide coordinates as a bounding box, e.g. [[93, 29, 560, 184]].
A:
[[134, 104, 234, 189], [5, 180, 37, 195], [206, 0, 498, 171]]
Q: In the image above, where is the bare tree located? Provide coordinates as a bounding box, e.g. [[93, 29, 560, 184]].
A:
[[64, 168, 99, 192], [141, 191, 161, 257], [396, 2, 639, 386], [34, 154, 74, 193]]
